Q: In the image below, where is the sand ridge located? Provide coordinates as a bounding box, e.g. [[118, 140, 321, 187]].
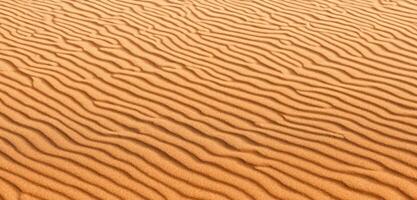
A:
[[1, 0, 417, 199]]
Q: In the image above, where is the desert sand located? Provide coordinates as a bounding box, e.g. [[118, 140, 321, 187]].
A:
[[0, 0, 417, 199]]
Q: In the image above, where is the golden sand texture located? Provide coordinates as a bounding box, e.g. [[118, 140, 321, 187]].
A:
[[1, 0, 417, 199]]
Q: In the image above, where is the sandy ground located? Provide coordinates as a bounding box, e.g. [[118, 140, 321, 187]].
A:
[[0, 0, 417, 199]]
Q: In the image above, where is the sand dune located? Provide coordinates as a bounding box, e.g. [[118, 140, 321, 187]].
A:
[[1, 0, 417, 199]]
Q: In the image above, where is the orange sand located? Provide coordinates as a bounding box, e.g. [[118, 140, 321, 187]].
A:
[[1, 0, 417, 199]]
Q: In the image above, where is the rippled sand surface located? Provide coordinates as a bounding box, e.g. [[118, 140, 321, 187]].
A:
[[1, 0, 417, 199]]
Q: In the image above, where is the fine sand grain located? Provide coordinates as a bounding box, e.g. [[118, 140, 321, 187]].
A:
[[1, 0, 417, 199]]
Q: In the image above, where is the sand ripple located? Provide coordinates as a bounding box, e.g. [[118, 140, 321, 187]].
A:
[[1, 0, 417, 199]]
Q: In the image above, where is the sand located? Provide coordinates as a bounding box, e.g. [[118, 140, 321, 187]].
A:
[[0, 0, 417, 199]]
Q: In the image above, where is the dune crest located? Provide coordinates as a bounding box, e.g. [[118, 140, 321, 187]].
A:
[[1, 0, 417, 199]]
